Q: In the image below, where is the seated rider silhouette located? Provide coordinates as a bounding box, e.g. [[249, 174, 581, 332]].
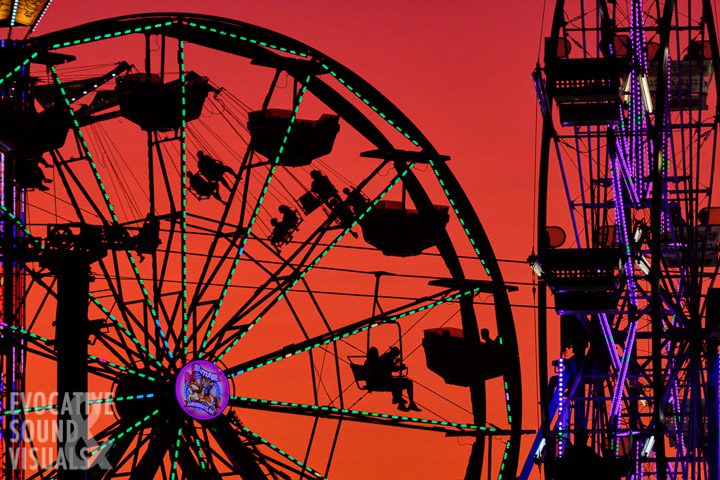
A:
[[364, 346, 420, 412], [343, 187, 369, 216], [188, 171, 223, 202], [270, 205, 300, 246], [279, 205, 299, 229], [134, 214, 161, 254], [197, 150, 235, 189], [480, 328, 498, 346], [310, 170, 341, 206]]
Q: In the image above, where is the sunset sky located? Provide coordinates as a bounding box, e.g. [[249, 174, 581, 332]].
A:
[[17, 1, 554, 478]]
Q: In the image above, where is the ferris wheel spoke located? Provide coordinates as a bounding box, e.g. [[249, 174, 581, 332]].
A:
[[86, 408, 159, 472], [86, 421, 144, 479], [51, 149, 118, 224], [195, 155, 395, 354], [192, 76, 312, 358], [50, 67, 175, 363], [206, 414, 270, 478], [207, 161, 416, 361], [177, 39, 192, 362], [294, 277, 346, 406], [170, 428, 182, 480], [184, 146, 253, 331], [195, 152, 392, 351], [91, 322, 153, 370], [180, 427, 223, 477], [223, 286, 479, 377], [227, 395, 498, 437], [175, 442, 217, 479], [0, 204, 160, 369], [125, 425, 178, 480], [93, 257, 164, 368], [196, 209, 348, 356], [88, 354, 157, 382], [177, 438, 228, 480], [91, 428, 153, 480], [1, 308, 153, 384], [236, 423, 327, 480]]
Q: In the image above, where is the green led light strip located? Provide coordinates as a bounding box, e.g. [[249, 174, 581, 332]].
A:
[[193, 436, 207, 470], [498, 441, 511, 480], [320, 54, 515, 479], [0, 321, 50, 344], [199, 75, 312, 356], [88, 293, 163, 369], [179, 40, 190, 358], [51, 67, 173, 361], [215, 162, 415, 362], [49, 22, 173, 50], [318, 63, 419, 146], [0, 205, 41, 246], [0, 204, 159, 369], [316, 63, 493, 276], [227, 287, 480, 378], [2, 393, 155, 415], [88, 408, 159, 458], [239, 425, 326, 479], [0, 52, 38, 86], [426, 157, 491, 276], [231, 395, 489, 432], [0, 23, 170, 89], [0, 321, 152, 382], [186, 22, 310, 58], [88, 354, 156, 382], [170, 427, 182, 480]]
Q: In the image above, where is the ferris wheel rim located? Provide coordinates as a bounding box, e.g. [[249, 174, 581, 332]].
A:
[[0, 11, 524, 479]]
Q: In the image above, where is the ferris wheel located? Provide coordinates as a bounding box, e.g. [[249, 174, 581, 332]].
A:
[[530, 0, 720, 479], [0, 8, 523, 480]]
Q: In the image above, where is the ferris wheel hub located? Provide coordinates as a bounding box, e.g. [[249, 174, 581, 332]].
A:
[[175, 359, 230, 421]]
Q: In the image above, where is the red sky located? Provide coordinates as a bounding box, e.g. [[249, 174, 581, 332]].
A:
[[23, 1, 550, 478]]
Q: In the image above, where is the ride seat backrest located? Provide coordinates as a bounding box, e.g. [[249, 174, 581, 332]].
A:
[[349, 358, 400, 392], [350, 362, 366, 380], [349, 362, 368, 390]]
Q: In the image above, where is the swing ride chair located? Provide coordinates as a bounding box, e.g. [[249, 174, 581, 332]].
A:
[[268, 206, 301, 248]]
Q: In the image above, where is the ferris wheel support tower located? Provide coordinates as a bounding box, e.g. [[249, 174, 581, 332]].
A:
[[530, 0, 720, 478]]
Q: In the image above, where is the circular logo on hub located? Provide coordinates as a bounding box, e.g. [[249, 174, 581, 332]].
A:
[[175, 360, 230, 420]]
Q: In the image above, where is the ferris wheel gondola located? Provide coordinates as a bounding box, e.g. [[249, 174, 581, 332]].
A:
[[529, 1, 720, 479]]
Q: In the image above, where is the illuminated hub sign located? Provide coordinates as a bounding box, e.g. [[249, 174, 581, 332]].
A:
[[175, 360, 230, 420]]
